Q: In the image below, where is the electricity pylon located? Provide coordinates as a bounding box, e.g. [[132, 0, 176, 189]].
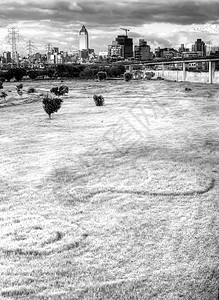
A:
[[8, 27, 19, 66], [27, 40, 34, 57]]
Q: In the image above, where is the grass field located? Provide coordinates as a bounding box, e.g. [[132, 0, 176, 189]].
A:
[[0, 79, 219, 299]]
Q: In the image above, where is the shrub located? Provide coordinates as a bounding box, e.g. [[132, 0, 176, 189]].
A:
[[93, 94, 104, 106], [107, 64, 126, 78], [3, 70, 15, 82], [97, 71, 107, 81], [42, 94, 63, 119], [47, 69, 56, 78], [124, 72, 133, 82], [13, 68, 26, 81], [145, 71, 155, 80], [27, 87, 36, 93], [27, 71, 39, 80], [80, 68, 97, 79]]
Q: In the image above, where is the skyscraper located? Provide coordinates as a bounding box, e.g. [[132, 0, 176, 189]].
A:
[[116, 35, 133, 58], [79, 25, 89, 51], [192, 39, 206, 56], [134, 39, 150, 60]]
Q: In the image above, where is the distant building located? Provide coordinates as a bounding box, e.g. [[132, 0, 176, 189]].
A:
[[108, 34, 133, 59], [188, 61, 208, 71], [116, 35, 133, 58], [3, 51, 12, 63], [178, 44, 189, 53], [192, 39, 206, 56], [155, 47, 179, 59], [98, 51, 108, 59], [181, 51, 199, 58], [178, 44, 185, 53], [108, 41, 123, 58], [53, 47, 59, 54], [78, 25, 94, 59], [134, 39, 150, 60], [209, 46, 219, 54], [79, 25, 89, 51]]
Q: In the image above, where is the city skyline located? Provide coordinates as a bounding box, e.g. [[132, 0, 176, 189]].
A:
[[0, 0, 219, 55]]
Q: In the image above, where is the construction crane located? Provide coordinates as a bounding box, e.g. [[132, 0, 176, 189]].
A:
[[120, 28, 129, 37]]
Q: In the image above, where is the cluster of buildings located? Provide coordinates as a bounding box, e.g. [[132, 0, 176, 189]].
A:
[[0, 25, 218, 68], [155, 39, 208, 60]]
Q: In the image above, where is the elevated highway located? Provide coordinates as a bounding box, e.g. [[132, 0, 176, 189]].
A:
[[128, 57, 219, 84]]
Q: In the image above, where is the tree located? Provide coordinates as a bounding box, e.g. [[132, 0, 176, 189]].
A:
[[124, 72, 133, 82], [42, 94, 63, 119], [97, 71, 107, 81], [13, 68, 26, 81], [3, 70, 14, 82], [27, 70, 39, 80], [93, 94, 105, 106], [107, 65, 124, 78], [79, 67, 98, 79], [47, 69, 55, 78]]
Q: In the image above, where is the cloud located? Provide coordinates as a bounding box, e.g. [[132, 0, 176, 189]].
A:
[[0, 0, 219, 54], [0, 0, 218, 25]]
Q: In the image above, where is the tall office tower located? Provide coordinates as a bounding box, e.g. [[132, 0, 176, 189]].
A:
[[79, 25, 89, 50], [134, 39, 150, 60], [192, 39, 206, 56], [115, 35, 133, 58], [3, 51, 12, 63]]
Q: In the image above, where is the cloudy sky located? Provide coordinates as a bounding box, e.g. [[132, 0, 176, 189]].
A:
[[0, 0, 219, 56]]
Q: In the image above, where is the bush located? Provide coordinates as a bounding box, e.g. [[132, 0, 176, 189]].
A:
[[145, 71, 155, 80], [54, 64, 85, 78], [93, 94, 104, 106], [107, 64, 126, 78], [47, 69, 55, 78], [80, 68, 98, 79], [27, 87, 36, 93], [27, 71, 39, 80], [42, 94, 63, 119], [13, 68, 26, 81], [97, 71, 107, 81], [2, 70, 15, 82], [124, 72, 133, 82]]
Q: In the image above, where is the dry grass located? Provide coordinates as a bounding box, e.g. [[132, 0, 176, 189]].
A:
[[0, 79, 219, 299]]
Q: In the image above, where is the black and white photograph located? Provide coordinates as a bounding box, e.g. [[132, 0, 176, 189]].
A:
[[0, 0, 219, 299]]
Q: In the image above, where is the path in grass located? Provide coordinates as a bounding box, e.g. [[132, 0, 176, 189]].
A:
[[0, 79, 219, 299]]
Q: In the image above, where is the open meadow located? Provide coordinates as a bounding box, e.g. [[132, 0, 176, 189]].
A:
[[0, 78, 219, 299]]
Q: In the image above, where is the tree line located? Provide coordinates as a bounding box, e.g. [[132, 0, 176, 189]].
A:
[[0, 64, 126, 82]]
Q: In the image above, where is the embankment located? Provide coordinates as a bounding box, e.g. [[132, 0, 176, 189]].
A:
[[154, 70, 219, 84]]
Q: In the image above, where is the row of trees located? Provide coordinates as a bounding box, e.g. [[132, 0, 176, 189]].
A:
[[0, 64, 127, 82]]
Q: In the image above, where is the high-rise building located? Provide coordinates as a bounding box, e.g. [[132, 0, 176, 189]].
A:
[[108, 35, 133, 59], [179, 44, 185, 53], [134, 39, 150, 60], [78, 25, 94, 59], [53, 47, 59, 54], [3, 51, 12, 63], [79, 25, 89, 51], [108, 41, 123, 57], [192, 39, 206, 56], [116, 35, 133, 58]]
